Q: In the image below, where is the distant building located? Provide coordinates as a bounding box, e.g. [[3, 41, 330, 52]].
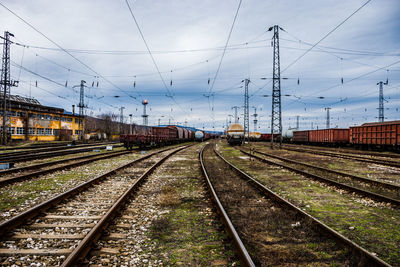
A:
[[0, 94, 83, 141]]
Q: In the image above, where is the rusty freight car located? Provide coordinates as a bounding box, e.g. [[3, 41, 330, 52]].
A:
[[350, 121, 400, 150]]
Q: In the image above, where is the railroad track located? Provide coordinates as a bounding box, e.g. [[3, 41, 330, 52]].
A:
[[239, 148, 400, 206], [0, 141, 115, 152], [282, 145, 400, 168], [0, 149, 136, 187], [0, 145, 189, 266], [200, 144, 389, 266], [283, 144, 400, 159], [0, 143, 123, 163], [0, 142, 119, 159]]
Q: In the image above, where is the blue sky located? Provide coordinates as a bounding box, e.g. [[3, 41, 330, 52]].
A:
[[1, 0, 399, 132]]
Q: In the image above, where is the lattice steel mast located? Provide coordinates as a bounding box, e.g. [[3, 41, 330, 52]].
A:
[[1, 31, 17, 145], [377, 81, 387, 122], [268, 25, 283, 148], [243, 78, 250, 140], [77, 80, 86, 140], [325, 107, 331, 129]]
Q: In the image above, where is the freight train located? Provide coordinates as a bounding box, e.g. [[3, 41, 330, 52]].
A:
[[120, 125, 215, 149], [226, 123, 244, 145], [292, 120, 400, 150]]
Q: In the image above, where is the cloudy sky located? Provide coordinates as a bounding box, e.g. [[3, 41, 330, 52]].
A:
[[1, 0, 399, 132]]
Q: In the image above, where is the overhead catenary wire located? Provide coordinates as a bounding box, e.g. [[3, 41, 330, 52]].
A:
[[208, 0, 243, 95], [125, 0, 187, 114], [0, 2, 140, 103], [280, 0, 373, 73]]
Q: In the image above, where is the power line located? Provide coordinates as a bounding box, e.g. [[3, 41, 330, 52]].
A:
[[281, 0, 373, 73], [0, 2, 139, 102], [125, 0, 173, 98], [208, 0, 243, 95]]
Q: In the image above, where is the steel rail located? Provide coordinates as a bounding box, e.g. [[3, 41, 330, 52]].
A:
[[283, 144, 400, 159], [215, 147, 390, 267], [0, 150, 134, 187], [0, 142, 119, 157], [253, 149, 400, 192], [60, 145, 190, 266], [200, 144, 255, 267], [0, 149, 134, 176], [282, 146, 400, 168], [239, 149, 400, 206], [0, 144, 123, 163], [0, 146, 178, 236]]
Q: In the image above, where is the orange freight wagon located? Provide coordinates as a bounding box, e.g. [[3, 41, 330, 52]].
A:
[[292, 130, 309, 143], [308, 129, 349, 144], [350, 121, 400, 148]]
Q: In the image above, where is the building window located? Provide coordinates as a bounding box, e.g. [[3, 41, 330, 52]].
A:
[[67, 118, 73, 122], [53, 116, 60, 121], [8, 127, 15, 134], [28, 128, 35, 135], [45, 128, 52, 135], [29, 113, 36, 118], [39, 114, 45, 120], [61, 117, 66, 122], [75, 130, 82, 135], [75, 118, 79, 123], [37, 128, 44, 135], [16, 127, 25, 135], [45, 115, 52, 120], [53, 129, 60, 136]]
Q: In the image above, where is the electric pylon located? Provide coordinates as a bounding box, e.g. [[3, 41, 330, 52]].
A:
[[268, 25, 283, 148], [377, 81, 387, 122], [244, 79, 250, 140], [325, 107, 331, 129], [1, 31, 17, 145]]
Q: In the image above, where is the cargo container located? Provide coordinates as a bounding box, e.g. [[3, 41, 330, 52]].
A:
[[350, 121, 400, 149], [308, 129, 349, 144], [292, 130, 309, 143]]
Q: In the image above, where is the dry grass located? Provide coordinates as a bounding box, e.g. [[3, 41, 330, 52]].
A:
[[158, 185, 181, 206]]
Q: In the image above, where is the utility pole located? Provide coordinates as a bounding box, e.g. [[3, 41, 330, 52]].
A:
[[119, 107, 125, 133], [325, 107, 331, 129], [252, 106, 258, 132], [232, 106, 240, 123], [228, 114, 233, 124], [75, 80, 86, 140], [1, 31, 17, 145], [296, 115, 299, 129], [377, 81, 387, 122], [268, 25, 283, 148], [243, 79, 250, 140], [129, 114, 133, 134], [142, 99, 148, 126]]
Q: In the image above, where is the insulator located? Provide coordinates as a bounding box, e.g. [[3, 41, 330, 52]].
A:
[[297, 78, 300, 85], [134, 81, 136, 88], [96, 81, 99, 87], [92, 81, 94, 87], [208, 78, 210, 85], [170, 80, 172, 86], [65, 81, 68, 87], [341, 77, 343, 84], [35, 81, 37, 87]]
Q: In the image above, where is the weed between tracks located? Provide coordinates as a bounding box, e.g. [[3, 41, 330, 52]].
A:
[[204, 145, 353, 266], [218, 141, 400, 265], [147, 145, 237, 266]]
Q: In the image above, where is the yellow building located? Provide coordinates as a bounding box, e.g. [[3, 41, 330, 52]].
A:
[[0, 94, 83, 142]]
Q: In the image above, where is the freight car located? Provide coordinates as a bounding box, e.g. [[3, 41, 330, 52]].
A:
[[120, 125, 196, 149], [293, 128, 349, 145], [226, 123, 244, 145], [350, 121, 400, 150]]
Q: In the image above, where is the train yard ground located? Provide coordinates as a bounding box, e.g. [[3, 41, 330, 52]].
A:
[[0, 140, 399, 266]]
